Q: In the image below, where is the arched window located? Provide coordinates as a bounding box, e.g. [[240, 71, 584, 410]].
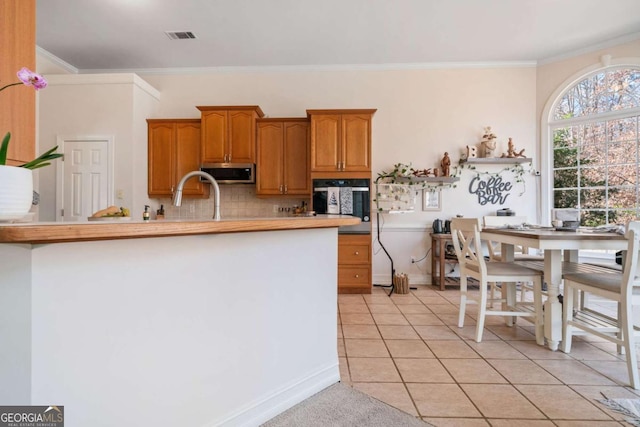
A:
[[550, 67, 640, 226]]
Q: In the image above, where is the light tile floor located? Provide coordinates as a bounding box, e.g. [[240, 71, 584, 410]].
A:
[[338, 285, 639, 426]]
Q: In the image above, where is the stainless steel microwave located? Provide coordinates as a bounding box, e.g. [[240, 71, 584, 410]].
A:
[[200, 163, 255, 184]]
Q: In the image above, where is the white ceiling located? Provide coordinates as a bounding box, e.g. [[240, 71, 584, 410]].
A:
[[36, 0, 640, 73]]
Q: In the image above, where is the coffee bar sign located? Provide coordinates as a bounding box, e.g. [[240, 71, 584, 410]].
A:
[[469, 175, 513, 205]]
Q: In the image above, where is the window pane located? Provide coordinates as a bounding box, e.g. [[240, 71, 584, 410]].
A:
[[582, 210, 608, 227], [554, 168, 577, 188], [581, 123, 606, 145], [608, 141, 637, 166], [554, 189, 578, 209], [607, 117, 637, 142], [608, 187, 637, 209], [580, 188, 606, 209], [579, 166, 606, 186], [580, 142, 606, 166], [554, 148, 578, 168], [608, 163, 637, 186], [553, 127, 578, 150], [615, 210, 637, 225], [553, 69, 640, 120]]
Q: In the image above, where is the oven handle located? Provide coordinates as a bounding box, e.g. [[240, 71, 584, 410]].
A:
[[313, 187, 369, 192]]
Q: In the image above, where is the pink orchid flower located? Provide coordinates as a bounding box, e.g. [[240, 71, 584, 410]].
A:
[[16, 67, 47, 90]]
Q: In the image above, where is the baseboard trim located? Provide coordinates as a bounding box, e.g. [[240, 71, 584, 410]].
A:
[[211, 363, 340, 427]]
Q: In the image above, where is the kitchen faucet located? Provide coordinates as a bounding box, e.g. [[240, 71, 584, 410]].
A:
[[173, 171, 221, 220]]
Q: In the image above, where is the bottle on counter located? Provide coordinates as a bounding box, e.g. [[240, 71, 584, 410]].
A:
[[143, 205, 150, 221], [156, 204, 165, 220]]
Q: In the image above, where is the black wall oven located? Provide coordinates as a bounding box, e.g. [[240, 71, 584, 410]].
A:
[[312, 178, 370, 234]]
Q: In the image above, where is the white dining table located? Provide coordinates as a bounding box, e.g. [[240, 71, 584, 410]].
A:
[[480, 227, 627, 351]]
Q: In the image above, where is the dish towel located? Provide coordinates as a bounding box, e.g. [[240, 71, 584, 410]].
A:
[[340, 187, 353, 215], [327, 187, 340, 214]]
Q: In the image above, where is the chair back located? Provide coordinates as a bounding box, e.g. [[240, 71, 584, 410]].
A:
[[451, 218, 487, 275], [622, 221, 640, 299]]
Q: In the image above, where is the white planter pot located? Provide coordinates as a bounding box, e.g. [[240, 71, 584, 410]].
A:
[[0, 165, 33, 221]]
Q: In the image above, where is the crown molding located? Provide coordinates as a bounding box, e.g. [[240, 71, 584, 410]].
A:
[[538, 31, 640, 66], [44, 73, 161, 100]]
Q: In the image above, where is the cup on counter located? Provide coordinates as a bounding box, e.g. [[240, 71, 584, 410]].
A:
[[552, 219, 562, 228]]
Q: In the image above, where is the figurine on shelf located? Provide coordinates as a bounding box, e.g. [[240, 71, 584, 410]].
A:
[[480, 126, 497, 158], [412, 168, 432, 177], [466, 145, 478, 159], [433, 168, 439, 177], [501, 137, 526, 158], [441, 152, 451, 177]]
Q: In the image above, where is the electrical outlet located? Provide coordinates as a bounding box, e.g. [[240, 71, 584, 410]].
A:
[[273, 204, 279, 213], [189, 204, 195, 214]]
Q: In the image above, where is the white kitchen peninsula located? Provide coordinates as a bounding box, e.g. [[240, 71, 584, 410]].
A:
[[0, 215, 359, 427]]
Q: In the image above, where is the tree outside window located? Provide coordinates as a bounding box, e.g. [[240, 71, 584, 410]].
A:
[[552, 68, 640, 226]]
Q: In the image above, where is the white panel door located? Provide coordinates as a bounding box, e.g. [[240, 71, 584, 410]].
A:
[[56, 137, 113, 221]]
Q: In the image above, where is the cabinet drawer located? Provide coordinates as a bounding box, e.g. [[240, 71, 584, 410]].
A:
[[338, 235, 371, 264], [338, 266, 370, 286]]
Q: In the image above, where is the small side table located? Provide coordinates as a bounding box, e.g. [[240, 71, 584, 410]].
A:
[[430, 232, 459, 290]]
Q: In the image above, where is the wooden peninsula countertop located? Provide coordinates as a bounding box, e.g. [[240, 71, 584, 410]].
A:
[[0, 215, 361, 244]]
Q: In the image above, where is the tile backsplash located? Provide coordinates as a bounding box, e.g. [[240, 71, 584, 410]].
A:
[[154, 185, 309, 220]]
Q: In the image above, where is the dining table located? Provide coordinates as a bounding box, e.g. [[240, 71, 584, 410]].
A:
[[480, 226, 627, 351]]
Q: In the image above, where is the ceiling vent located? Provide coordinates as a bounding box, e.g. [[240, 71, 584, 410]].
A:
[[165, 31, 197, 40]]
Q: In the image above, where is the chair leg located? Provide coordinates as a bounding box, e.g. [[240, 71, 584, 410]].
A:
[[476, 278, 488, 342], [561, 282, 575, 353], [458, 273, 468, 328], [533, 279, 544, 346], [505, 282, 516, 326], [620, 299, 639, 389], [617, 301, 623, 355]]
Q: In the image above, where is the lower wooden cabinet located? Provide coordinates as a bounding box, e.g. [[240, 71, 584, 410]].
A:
[[338, 234, 372, 294]]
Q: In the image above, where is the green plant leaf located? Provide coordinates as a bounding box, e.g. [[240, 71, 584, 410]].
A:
[[0, 132, 10, 165], [19, 145, 63, 170]]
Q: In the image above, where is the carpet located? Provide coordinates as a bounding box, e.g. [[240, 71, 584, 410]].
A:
[[597, 394, 640, 426], [261, 383, 431, 427]]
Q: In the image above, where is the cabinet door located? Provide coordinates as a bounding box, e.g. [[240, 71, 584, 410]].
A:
[[283, 121, 310, 195], [342, 114, 371, 172], [228, 110, 256, 163], [175, 121, 207, 196], [148, 122, 175, 196], [201, 110, 227, 163], [1, 0, 36, 164], [310, 114, 341, 172], [256, 122, 284, 196]]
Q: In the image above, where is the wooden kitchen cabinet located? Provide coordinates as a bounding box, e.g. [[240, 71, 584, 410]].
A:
[[197, 106, 264, 164], [1, 0, 36, 165], [256, 118, 310, 196], [338, 234, 372, 294], [307, 109, 376, 175], [147, 119, 208, 198]]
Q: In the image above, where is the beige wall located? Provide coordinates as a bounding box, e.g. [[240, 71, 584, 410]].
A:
[[139, 66, 539, 224], [37, 36, 640, 284]]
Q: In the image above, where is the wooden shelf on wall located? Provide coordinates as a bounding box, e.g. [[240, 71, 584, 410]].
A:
[[460, 157, 532, 164], [394, 176, 460, 184]]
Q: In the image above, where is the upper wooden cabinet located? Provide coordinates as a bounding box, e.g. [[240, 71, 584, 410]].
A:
[[147, 119, 208, 198], [256, 118, 310, 196], [307, 109, 376, 174], [1, 0, 36, 165], [197, 106, 264, 164]]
